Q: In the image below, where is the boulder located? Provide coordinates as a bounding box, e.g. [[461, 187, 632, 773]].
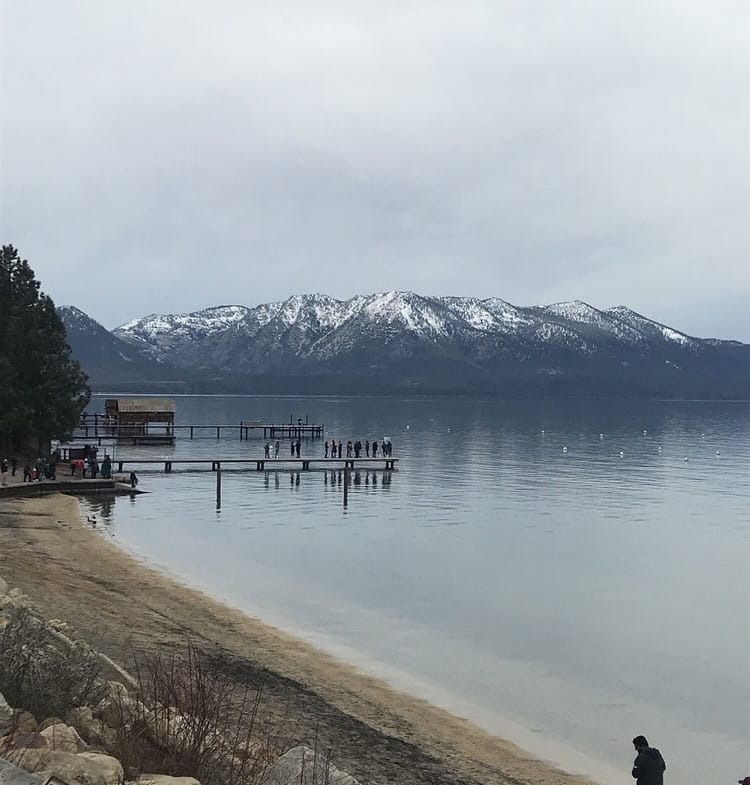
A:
[[0, 758, 46, 785], [6, 749, 123, 785], [38, 717, 65, 731], [14, 713, 37, 733], [260, 746, 360, 785], [40, 722, 87, 753], [0, 730, 47, 754], [0, 574, 8, 595], [137, 777, 201, 785], [77, 754, 124, 785], [0, 691, 13, 729], [94, 682, 143, 730], [67, 707, 116, 749]]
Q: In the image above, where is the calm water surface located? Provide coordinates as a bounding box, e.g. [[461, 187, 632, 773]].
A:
[[82, 396, 750, 785]]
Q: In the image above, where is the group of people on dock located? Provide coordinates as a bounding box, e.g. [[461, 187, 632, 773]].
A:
[[70, 445, 113, 480], [324, 439, 392, 459], [260, 438, 394, 460], [263, 440, 304, 458], [2, 454, 59, 484]]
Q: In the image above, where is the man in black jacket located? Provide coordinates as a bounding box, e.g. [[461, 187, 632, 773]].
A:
[[631, 735, 666, 785]]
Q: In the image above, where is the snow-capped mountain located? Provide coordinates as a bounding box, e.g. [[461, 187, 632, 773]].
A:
[[59, 294, 750, 396]]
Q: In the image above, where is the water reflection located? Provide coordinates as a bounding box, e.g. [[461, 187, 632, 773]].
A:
[[80, 396, 750, 785]]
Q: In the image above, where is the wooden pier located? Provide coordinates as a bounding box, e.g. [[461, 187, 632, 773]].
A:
[[76, 418, 325, 443], [113, 457, 398, 473]]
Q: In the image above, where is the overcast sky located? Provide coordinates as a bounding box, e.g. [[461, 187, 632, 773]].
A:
[[1, 1, 747, 339]]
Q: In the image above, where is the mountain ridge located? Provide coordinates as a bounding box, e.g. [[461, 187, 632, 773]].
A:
[[58, 293, 750, 398]]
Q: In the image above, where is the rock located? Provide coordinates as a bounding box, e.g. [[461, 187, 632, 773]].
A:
[[38, 717, 65, 731], [7, 588, 22, 598], [7, 749, 124, 785], [137, 777, 201, 785], [260, 746, 360, 785], [0, 731, 47, 754], [77, 753, 124, 785], [94, 682, 143, 730], [14, 712, 37, 733], [0, 757, 46, 785], [40, 722, 87, 753], [0, 691, 13, 729], [67, 707, 116, 749], [0, 574, 8, 595]]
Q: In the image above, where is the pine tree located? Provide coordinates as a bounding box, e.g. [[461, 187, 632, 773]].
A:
[[0, 245, 90, 454]]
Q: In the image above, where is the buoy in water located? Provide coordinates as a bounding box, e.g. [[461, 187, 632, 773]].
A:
[[562, 446, 568, 453], [619, 451, 624, 458], [643, 429, 647, 435]]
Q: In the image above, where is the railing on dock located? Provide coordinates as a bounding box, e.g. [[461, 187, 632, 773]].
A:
[[113, 457, 398, 473], [74, 420, 325, 442]]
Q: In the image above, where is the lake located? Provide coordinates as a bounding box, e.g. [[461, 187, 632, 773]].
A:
[[82, 395, 750, 784]]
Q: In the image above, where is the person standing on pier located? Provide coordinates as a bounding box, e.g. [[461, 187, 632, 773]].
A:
[[324, 441, 329, 458], [354, 440, 361, 458], [264, 442, 270, 459], [11, 457, 17, 476], [274, 441, 280, 458], [295, 439, 301, 458], [346, 441, 353, 458], [372, 441, 378, 457], [290, 441, 295, 457], [337, 440, 343, 458], [129, 471, 138, 489], [365, 441, 370, 457]]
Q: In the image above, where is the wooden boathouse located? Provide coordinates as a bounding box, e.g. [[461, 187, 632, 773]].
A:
[[103, 398, 176, 446]]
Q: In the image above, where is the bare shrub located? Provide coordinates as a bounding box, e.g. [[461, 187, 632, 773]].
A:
[[0, 606, 103, 719], [109, 645, 294, 785]]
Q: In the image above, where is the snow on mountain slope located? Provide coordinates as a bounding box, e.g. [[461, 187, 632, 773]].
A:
[[110, 291, 722, 372], [537, 301, 645, 344], [605, 306, 696, 346], [115, 305, 250, 351]]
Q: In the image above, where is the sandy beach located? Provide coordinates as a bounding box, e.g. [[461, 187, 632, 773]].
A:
[[0, 491, 596, 785]]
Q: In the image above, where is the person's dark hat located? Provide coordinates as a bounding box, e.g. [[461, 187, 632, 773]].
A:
[[737, 778, 750, 785]]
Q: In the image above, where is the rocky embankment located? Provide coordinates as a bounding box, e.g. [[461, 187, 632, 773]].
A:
[[0, 573, 359, 785]]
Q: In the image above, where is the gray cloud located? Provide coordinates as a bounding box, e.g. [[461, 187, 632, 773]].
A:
[[1, 0, 747, 339]]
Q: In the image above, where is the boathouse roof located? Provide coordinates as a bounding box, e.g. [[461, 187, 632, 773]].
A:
[[110, 398, 175, 414]]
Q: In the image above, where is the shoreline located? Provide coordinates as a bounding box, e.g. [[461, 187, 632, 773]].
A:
[[0, 492, 599, 785]]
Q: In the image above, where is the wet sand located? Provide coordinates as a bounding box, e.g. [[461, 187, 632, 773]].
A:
[[0, 493, 596, 785]]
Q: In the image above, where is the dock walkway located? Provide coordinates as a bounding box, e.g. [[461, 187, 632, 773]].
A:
[[74, 421, 325, 442], [115, 457, 398, 472]]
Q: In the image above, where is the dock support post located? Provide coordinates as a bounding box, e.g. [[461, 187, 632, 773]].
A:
[[216, 427, 220, 439], [343, 464, 350, 507], [216, 462, 221, 509], [190, 426, 194, 439]]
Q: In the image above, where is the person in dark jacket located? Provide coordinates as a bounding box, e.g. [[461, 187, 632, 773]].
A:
[[631, 736, 666, 785]]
